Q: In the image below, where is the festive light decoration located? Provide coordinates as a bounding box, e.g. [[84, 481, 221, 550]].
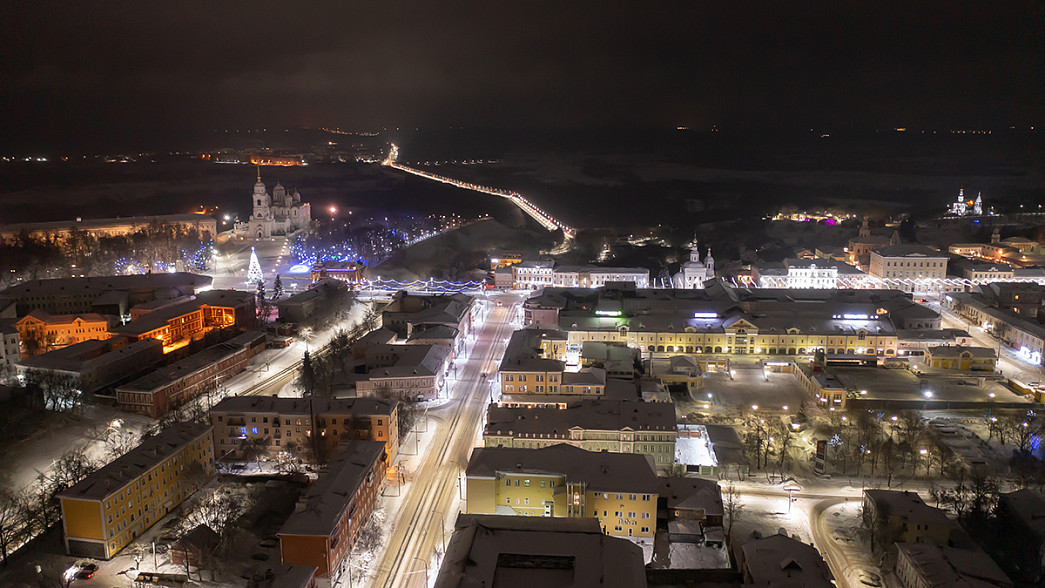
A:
[[247, 246, 264, 284]]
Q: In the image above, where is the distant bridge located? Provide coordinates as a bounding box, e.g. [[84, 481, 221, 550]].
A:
[[383, 144, 574, 237]]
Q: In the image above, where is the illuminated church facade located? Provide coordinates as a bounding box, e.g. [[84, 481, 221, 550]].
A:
[[243, 173, 312, 239]]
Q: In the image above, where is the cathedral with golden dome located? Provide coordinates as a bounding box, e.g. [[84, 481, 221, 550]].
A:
[[240, 171, 311, 239]]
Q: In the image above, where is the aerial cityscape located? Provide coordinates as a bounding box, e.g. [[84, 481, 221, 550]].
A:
[[1, 3, 1043, 588]]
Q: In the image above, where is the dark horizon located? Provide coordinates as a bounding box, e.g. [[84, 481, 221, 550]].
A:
[[2, 1, 1042, 152]]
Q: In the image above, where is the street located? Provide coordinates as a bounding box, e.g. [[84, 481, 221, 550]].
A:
[[368, 296, 520, 588]]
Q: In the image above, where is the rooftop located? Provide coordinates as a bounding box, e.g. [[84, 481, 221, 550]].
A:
[[741, 533, 833, 588], [485, 400, 676, 437], [0, 272, 212, 299], [872, 244, 948, 258], [864, 490, 952, 525], [60, 423, 211, 501], [117, 331, 265, 393], [278, 441, 386, 537], [896, 542, 1011, 588], [436, 514, 647, 588], [659, 476, 723, 516], [211, 395, 397, 416], [113, 290, 253, 336], [466, 444, 659, 494]]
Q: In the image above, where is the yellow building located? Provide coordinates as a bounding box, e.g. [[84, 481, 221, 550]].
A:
[[924, 345, 997, 371], [465, 444, 659, 538], [59, 423, 215, 559]]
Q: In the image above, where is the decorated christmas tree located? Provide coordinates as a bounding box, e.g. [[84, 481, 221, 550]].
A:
[[247, 246, 264, 284]]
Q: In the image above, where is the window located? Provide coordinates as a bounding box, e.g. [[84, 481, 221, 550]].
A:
[[629, 494, 636, 501], [642, 494, 651, 501], [628, 512, 636, 519], [642, 512, 650, 519], [540, 481, 546, 488], [641, 527, 650, 533], [524, 498, 530, 505], [251, 427, 258, 435], [523, 479, 530, 487]]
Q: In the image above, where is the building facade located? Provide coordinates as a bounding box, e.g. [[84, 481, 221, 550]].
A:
[[15, 310, 110, 355], [465, 445, 659, 538], [115, 331, 266, 417], [483, 400, 677, 468], [244, 176, 311, 239], [672, 244, 714, 289], [210, 396, 399, 465], [59, 423, 215, 559], [868, 244, 949, 286], [278, 441, 385, 579]]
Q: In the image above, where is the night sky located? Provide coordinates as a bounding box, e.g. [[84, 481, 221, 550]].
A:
[[2, 1, 1042, 149]]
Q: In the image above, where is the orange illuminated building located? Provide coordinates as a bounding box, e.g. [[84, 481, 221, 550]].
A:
[[250, 155, 304, 166], [16, 310, 110, 356], [278, 441, 386, 578], [110, 290, 254, 353]]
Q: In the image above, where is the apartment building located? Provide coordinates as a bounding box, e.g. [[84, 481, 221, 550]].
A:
[[484, 400, 677, 468], [116, 331, 266, 417], [923, 345, 997, 372], [59, 423, 215, 559], [354, 343, 450, 401], [868, 244, 949, 284], [465, 445, 659, 538], [210, 396, 399, 465], [863, 490, 953, 548], [278, 441, 386, 578]]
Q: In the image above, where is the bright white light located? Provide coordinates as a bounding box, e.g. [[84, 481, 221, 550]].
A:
[[693, 312, 718, 319], [923, 390, 933, 398]]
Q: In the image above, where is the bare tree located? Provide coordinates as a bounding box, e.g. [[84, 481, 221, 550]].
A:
[[0, 486, 26, 567], [724, 484, 744, 543]]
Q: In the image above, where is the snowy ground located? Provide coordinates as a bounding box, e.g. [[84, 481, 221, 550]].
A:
[[667, 542, 730, 569]]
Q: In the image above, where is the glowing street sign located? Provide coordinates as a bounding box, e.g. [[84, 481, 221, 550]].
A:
[[693, 312, 718, 319]]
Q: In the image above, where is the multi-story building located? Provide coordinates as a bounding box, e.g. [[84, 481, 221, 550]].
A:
[[436, 515, 648, 588], [497, 327, 608, 397], [15, 310, 110, 355], [754, 258, 868, 289], [484, 400, 676, 468], [868, 244, 949, 288], [944, 287, 1045, 366], [543, 282, 932, 361], [0, 319, 20, 378], [115, 331, 266, 417], [848, 219, 896, 268], [277, 278, 349, 323], [278, 441, 386, 579], [962, 262, 1014, 282], [0, 273, 212, 319], [511, 261, 651, 290], [111, 290, 255, 352], [355, 343, 450, 401], [465, 444, 659, 538], [58, 423, 215, 559], [512, 261, 556, 290], [18, 337, 164, 395], [210, 396, 399, 465], [380, 291, 475, 345], [863, 490, 953, 549], [0, 214, 217, 244]]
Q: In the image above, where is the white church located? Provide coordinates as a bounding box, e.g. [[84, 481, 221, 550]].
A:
[[948, 188, 983, 217], [237, 172, 312, 239], [673, 242, 715, 288]]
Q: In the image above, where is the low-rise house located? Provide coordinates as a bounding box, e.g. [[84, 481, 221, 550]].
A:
[[277, 278, 349, 323], [739, 533, 833, 587], [278, 441, 386, 578], [465, 444, 659, 538], [923, 345, 997, 371], [436, 514, 647, 588]]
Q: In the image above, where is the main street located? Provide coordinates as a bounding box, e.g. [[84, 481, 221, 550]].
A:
[[369, 295, 521, 588]]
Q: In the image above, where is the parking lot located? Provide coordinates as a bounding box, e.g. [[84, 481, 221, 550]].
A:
[[704, 363, 809, 414]]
